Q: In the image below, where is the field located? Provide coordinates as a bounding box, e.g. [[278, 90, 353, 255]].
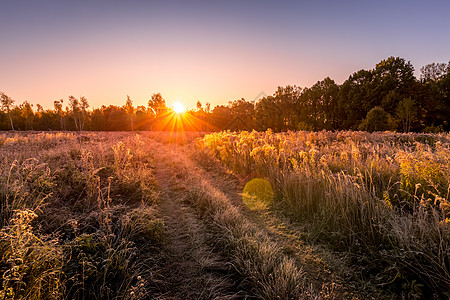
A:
[[0, 130, 449, 299]]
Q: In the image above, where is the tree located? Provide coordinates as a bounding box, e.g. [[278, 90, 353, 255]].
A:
[[381, 90, 402, 114], [420, 62, 448, 82], [148, 93, 167, 117], [255, 86, 301, 131], [54, 100, 66, 130], [1, 92, 15, 130], [358, 106, 390, 132], [318, 78, 340, 129], [204, 102, 211, 131], [419, 62, 450, 130], [196, 100, 203, 111], [255, 95, 282, 131], [374, 57, 415, 97], [300, 78, 339, 130], [124, 95, 135, 131], [396, 97, 417, 132], [228, 98, 255, 130], [437, 70, 450, 130], [338, 69, 375, 128], [134, 106, 150, 131], [80, 97, 89, 131], [274, 85, 301, 131], [69, 96, 81, 130], [91, 107, 108, 131], [106, 105, 128, 131], [338, 57, 417, 129], [69, 96, 89, 131], [210, 105, 233, 130], [20, 101, 35, 130]]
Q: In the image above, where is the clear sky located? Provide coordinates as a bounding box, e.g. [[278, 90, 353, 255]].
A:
[[1, 0, 449, 110]]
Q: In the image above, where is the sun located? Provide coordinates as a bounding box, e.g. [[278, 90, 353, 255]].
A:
[[173, 102, 185, 114]]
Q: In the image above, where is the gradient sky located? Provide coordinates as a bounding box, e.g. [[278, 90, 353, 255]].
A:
[[1, 0, 449, 110]]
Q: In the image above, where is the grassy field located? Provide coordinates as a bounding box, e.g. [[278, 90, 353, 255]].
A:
[[0, 132, 164, 299], [199, 130, 450, 299], [0, 130, 449, 299]]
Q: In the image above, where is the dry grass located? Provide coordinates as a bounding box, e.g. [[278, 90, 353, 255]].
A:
[[0, 132, 162, 299], [199, 130, 450, 299], [147, 138, 318, 299], [3, 130, 448, 299]]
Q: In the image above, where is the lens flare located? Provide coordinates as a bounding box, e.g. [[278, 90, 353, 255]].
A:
[[242, 178, 274, 210]]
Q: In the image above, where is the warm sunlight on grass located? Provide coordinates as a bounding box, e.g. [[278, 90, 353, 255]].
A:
[[173, 102, 185, 113]]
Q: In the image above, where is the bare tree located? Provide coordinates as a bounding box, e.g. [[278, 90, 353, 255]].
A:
[[1, 92, 15, 130]]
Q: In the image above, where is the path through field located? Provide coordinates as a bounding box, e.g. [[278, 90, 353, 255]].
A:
[[152, 142, 244, 299], [2, 132, 446, 299], [149, 137, 377, 299]]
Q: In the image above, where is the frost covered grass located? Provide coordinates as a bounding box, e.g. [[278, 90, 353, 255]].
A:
[[199, 130, 450, 298], [0, 132, 162, 299]]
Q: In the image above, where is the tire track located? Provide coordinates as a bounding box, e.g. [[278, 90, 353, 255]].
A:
[[190, 143, 385, 299], [152, 142, 245, 300], [149, 140, 311, 299], [149, 138, 383, 299]]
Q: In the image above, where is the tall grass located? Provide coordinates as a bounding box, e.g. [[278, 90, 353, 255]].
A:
[[187, 177, 312, 299], [199, 130, 450, 298], [0, 132, 163, 299], [150, 140, 318, 299]]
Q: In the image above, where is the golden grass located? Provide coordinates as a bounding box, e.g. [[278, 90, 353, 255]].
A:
[[199, 130, 450, 298], [147, 138, 318, 299], [2, 130, 448, 298]]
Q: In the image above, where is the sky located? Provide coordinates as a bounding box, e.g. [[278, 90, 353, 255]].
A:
[[1, 0, 449, 110]]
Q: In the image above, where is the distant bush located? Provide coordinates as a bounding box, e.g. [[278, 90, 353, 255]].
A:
[[358, 106, 392, 132]]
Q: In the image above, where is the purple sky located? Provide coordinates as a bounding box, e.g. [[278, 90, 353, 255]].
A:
[[1, 0, 449, 110]]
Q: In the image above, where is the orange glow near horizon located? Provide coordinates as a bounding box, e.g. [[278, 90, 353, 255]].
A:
[[1, 2, 449, 111], [145, 108, 217, 134]]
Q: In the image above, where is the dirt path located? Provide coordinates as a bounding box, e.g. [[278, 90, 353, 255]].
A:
[[152, 143, 244, 299], [189, 147, 383, 299], [189, 153, 351, 294], [149, 138, 380, 299]]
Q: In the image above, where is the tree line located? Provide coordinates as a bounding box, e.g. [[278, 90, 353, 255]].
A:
[[1, 56, 449, 132]]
